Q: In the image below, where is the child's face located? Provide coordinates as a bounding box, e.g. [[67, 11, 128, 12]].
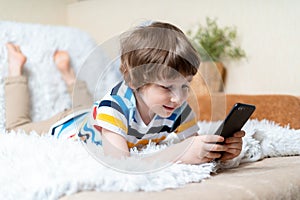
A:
[[136, 75, 193, 120]]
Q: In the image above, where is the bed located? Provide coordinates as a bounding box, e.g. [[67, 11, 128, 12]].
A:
[[0, 21, 299, 200]]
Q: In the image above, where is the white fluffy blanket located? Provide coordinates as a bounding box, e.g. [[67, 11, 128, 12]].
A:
[[0, 119, 300, 200]]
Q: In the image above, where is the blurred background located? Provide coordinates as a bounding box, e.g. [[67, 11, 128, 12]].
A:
[[0, 0, 299, 96]]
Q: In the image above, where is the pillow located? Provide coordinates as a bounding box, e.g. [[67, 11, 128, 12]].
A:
[[190, 94, 300, 129]]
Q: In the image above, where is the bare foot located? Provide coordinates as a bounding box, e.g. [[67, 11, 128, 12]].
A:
[[6, 43, 27, 77], [54, 50, 76, 86]]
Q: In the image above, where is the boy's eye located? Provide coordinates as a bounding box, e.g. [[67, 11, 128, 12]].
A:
[[182, 84, 190, 89], [159, 84, 190, 93], [159, 85, 172, 90], [182, 84, 190, 92]]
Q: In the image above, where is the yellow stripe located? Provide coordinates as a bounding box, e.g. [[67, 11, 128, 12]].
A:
[[96, 113, 127, 133], [174, 118, 197, 133]]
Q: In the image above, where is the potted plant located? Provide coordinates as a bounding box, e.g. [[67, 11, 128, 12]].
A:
[[187, 17, 246, 93]]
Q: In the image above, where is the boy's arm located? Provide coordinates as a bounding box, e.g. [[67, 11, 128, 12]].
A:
[[101, 127, 130, 158], [101, 127, 227, 164]]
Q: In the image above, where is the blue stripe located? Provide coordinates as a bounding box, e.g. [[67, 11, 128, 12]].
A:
[[111, 81, 122, 95], [83, 123, 102, 145], [124, 87, 133, 100], [99, 100, 124, 116], [112, 95, 129, 119], [54, 113, 87, 138], [133, 112, 137, 123], [167, 113, 177, 120], [56, 118, 75, 139]]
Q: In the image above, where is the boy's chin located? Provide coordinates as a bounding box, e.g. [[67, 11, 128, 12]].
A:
[[157, 111, 173, 118]]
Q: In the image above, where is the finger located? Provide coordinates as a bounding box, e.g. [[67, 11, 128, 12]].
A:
[[195, 151, 213, 163], [225, 148, 242, 155], [203, 151, 222, 159], [233, 131, 245, 137], [203, 143, 227, 152], [224, 137, 243, 144], [201, 157, 214, 163], [220, 152, 236, 161], [224, 143, 243, 150], [199, 135, 224, 143]]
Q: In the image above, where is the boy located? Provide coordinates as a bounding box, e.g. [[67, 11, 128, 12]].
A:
[[78, 22, 245, 164]]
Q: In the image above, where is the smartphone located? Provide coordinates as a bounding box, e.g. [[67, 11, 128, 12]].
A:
[[214, 103, 256, 138]]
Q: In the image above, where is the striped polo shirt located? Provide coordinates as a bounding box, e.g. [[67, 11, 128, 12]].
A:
[[50, 109, 89, 140], [78, 81, 199, 148]]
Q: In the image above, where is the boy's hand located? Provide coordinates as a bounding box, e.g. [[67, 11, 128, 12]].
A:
[[220, 131, 245, 161], [179, 135, 227, 164], [178, 131, 245, 164]]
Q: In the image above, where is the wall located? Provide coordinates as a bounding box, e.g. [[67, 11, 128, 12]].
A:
[[0, 0, 68, 25], [1, 0, 298, 95], [66, 0, 300, 96]]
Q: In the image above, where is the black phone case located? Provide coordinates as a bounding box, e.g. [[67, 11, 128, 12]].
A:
[[214, 103, 256, 138]]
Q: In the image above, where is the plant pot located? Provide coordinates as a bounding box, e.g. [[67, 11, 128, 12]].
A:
[[190, 62, 226, 95]]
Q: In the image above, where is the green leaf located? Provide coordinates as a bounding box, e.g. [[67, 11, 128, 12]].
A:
[[187, 17, 246, 62]]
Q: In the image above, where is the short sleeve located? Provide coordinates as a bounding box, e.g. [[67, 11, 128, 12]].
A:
[[91, 94, 129, 138]]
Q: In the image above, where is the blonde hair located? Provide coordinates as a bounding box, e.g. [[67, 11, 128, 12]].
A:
[[120, 21, 200, 89]]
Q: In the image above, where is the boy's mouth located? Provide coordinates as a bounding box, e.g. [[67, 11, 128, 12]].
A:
[[163, 105, 176, 112]]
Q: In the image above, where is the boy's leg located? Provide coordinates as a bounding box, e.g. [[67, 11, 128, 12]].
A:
[[4, 44, 71, 134], [5, 45, 92, 134], [4, 43, 32, 131], [5, 75, 62, 134], [54, 51, 93, 110], [4, 74, 81, 134], [5, 76, 31, 131], [67, 81, 93, 110], [10, 108, 77, 134]]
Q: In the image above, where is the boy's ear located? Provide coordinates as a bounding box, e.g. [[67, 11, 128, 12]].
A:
[[127, 82, 137, 90], [123, 72, 135, 89], [127, 81, 136, 90]]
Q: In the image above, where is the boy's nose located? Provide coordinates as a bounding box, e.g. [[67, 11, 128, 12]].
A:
[[170, 90, 186, 104]]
